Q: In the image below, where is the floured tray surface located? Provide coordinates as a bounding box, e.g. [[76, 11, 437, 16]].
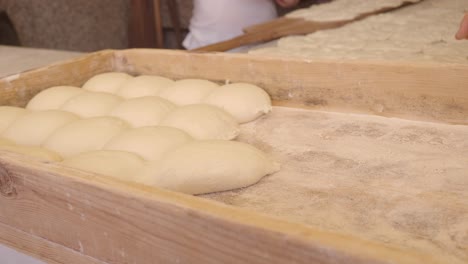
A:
[[203, 107, 468, 264]]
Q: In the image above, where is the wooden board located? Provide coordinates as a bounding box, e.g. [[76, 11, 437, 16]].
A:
[[0, 152, 436, 264], [0, 49, 467, 264], [0, 222, 105, 264], [119, 49, 468, 125]]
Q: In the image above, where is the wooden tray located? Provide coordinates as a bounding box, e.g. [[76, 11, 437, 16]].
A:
[[0, 49, 467, 264]]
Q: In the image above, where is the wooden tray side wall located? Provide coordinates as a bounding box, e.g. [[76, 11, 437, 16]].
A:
[[119, 49, 468, 125], [0, 154, 432, 264], [0, 50, 115, 107]]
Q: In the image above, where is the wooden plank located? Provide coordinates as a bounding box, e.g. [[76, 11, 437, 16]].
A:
[[2, 48, 466, 125], [0, 153, 435, 264], [0, 50, 114, 107], [119, 49, 468, 125], [0, 222, 106, 264]]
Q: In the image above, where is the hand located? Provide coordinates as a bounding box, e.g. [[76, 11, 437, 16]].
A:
[[455, 13, 468, 40], [276, 0, 300, 8]]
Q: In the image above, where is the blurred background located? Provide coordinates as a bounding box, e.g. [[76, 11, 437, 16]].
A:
[[0, 0, 325, 52]]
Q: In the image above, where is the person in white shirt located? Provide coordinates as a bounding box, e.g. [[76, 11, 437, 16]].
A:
[[183, 0, 300, 50]]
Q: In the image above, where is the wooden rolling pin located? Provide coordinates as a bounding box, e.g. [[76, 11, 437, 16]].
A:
[[191, 0, 422, 52]]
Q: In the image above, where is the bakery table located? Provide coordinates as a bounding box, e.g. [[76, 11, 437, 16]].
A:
[[0, 45, 81, 264], [0, 45, 81, 78]]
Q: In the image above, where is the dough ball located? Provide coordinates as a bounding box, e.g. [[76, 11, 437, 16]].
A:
[[138, 140, 280, 195], [158, 79, 219, 105], [104, 126, 192, 161], [109, 96, 176, 127], [62, 150, 144, 181], [43, 117, 129, 158], [0, 106, 28, 133], [116, 75, 174, 98], [26, 86, 84, 111], [0, 137, 15, 146], [159, 104, 239, 140], [3, 110, 79, 146], [0, 145, 62, 161], [82, 72, 133, 94], [204, 83, 272, 123], [60, 92, 122, 118]]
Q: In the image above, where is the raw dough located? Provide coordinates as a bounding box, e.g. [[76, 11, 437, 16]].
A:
[[0, 137, 14, 146], [109, 96, 176, 127], [287, 0, 421, 22], [82, 72, 133, 94], [138, 140, 280, 195], [60, 92, 122, 118], [204, 83, 272, 123], [62, 150, 144, 181], [2, 110, 79, 146], [0, 106, 28, 133], [158, 79, 219, 105], [251, 0, 467, 64], [26, 86, 84, 111], [0, 145, 62, 161], [116, 75, 174, 98], [104, 126, 193, 161], [159, 104, 239, 140], [43, 117, 129, 158]]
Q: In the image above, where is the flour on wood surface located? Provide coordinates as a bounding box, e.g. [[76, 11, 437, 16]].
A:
[[203, 106, 468, 264], [252, 0, 468, 64]]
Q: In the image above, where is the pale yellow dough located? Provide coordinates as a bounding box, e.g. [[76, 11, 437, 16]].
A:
[[204, 83, 272, 123], [0, 106, 28, 133], [43, 117, 129, 158], [26, 86, 84, 111], [287, 0, 422, 22], [138, 140, 280, 195], [104, 126, 192, 161], [158, 79, 219, 105], [116, 75, 174, 98], [3, 110, 79, 146], [0, 137, 14, 146], [109, 96, 176, 127], [159, 104, 239, 140], [60, 91, 122, 118], [14, 73, 280, 195], [82, 72, 133, 94]]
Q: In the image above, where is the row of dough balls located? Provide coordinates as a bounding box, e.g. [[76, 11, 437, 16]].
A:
[[29, 88, 239, 140], [29, 72, 273, 124], [0, 106, 279, 195], [25, 75, 272, 140]]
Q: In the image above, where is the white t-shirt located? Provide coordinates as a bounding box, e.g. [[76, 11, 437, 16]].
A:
[[183, 0, 278, 50]]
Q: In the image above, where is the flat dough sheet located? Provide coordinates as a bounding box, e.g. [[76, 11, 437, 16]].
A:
[[251, 0, 468, 63], [203, 107, 468, 264], [287, 0, 422, 22]]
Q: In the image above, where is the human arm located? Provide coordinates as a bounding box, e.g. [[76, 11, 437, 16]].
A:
[[455, 12, 468, 40], [275, 0, 300, 8]]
